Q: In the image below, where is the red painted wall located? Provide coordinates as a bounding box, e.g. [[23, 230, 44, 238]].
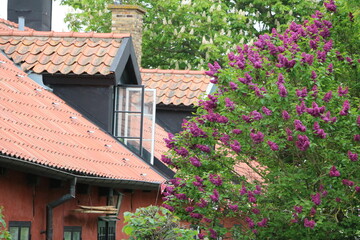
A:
[[0, 169, 162, 240]]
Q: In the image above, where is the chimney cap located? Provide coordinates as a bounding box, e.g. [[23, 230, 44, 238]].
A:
[[108, 4, 146, 14]]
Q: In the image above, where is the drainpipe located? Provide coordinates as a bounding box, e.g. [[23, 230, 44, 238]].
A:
[[46, 178, 76, 240]]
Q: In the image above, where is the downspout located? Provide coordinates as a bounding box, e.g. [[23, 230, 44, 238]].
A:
[[46, 178, 77, 240]]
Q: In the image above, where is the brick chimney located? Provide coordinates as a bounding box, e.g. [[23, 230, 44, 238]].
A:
[[108, 4, 146, 65]]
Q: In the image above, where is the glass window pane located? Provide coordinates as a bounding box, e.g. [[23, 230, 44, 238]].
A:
[[73, 231, 81, 240], [64, 231, 71, 240], [20, 227, 29, 240], [9, 227, 19, 240]]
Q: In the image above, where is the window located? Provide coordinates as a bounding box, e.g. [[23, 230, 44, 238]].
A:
[[98, 220, 115, 240], [113, 85, 156, 164], [9, 221, 31, 240], [64, 226, 81, 240]]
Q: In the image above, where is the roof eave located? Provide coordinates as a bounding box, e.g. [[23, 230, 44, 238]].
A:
[[0, 154, 161, 190]]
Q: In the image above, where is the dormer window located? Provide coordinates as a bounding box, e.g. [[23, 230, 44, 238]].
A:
[[113, 85, 156, 164]]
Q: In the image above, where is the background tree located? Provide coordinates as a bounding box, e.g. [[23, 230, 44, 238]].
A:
[[160, 0, 360, 239], [60, 0, 323, 69], [0, 207, 11, 240]]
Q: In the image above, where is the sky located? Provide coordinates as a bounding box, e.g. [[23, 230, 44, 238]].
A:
[[0, 0, 70, 32]]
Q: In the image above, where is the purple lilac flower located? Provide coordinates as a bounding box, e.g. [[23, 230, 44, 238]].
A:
[[210, 189, 219, 202], [294, 206, 303, 213], [240, 185, 247, 195], [196, 198, 208, 208], [355, 186, 360, 192], [339, 100, 350, 116], [196, 144, 211, 153], [219, 134, 230, 146], [229, 204, 238, 211], [296, 101, 306, 115], [296, 135, 310, 151], [313, 122, 327, 138], [175, 147, 189, 157], [209, 228, 217, 239], [278, 84, 288, 97], [301, 53, 314, 65], [175, 193, 187, 200], [286, 128, 293, 141], [229, 81, 238, 90], [185, 206, 194, 212], [304, 218, 316, 229], [342, 179, 354, 187], [262, 106, 272, 115], [242, 115, 252, 123], [310, 207, 317, 216], [230, 140, 242, 153], [162, 204, 174, 212], [209, 174, 223, 186], [294, 120, 306, 132], [246, 217, 255, 229], [307, 102, 326, 117], [296, 87, 308, 99], [327, 63, 333, 73], [354, 135, 360, 141], [250, 131, 265, 144], [252, 208, 260, 214], [311, 70, 317, 80], [322, 190, 328, 197], [267, 141, 279, 151], [348, 151, 358, 162], [232, 129, 242, 134], [329, 166, 340, 177], [257, 218, 268, 227], [277, 73, 285, 85], [338, 86, 349, 97], [357, 116, 360, 127], [309, 39, 318, 50], [197, 233, 205, 239], [321, 111, 337, 123], [190, 212, 203, 219], [190, 157, 202, 167], [238, 73, 253, 85], [324, 0, 336, 12], [317, 51, 327, 62], [335, 198, 341, 202], [282, 110, 291, 120], [204, 218, 212, 223], [164, 133, 175, 149], [205, 61, 221, 77], [311, 193, 321, 205], [225, 97, 235, 111], [251, 110, 263, 121], [322, 91, 333, 102], [311, 85, 319, 98], [323, 40, 333, 52], [161, 155, 173, 165]]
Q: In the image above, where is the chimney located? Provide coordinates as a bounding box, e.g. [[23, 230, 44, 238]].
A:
[[108, 4, 146, 66]]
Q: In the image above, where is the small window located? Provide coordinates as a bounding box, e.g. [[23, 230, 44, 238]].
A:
[[9, 221, 31, 240], [64, 226, 81, 240], [98, 220, 116, 240]]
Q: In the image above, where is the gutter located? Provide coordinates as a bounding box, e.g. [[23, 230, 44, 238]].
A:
[[46, 178, 76, 240]]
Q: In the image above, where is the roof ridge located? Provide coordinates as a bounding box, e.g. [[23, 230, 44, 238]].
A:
[[140, 68, 206, 75], [0, 29, 131, 39]]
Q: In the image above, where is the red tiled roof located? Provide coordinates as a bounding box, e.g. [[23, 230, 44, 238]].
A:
[[0, 53, 164, 183], [0, 18, 33, 31], [141, 69, 211, 106], [0, 29, 130, 75]]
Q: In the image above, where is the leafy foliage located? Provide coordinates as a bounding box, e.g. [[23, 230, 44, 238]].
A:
[[122, 206, 197, 239], [0, 207, 11, 240], [60, 0, 322, 69], [160, 0, 360, 239]]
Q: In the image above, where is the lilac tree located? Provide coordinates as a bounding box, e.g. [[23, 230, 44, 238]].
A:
[[161, 0, 359, 239]]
